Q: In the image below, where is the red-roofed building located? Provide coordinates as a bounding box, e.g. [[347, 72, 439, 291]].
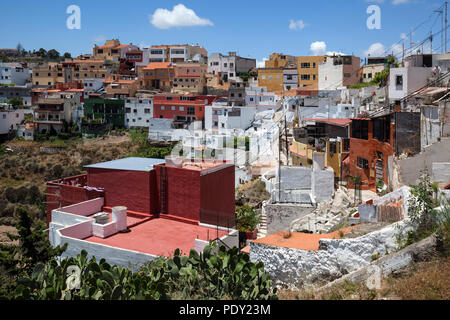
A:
[[46, 157, 237, 266], [93, 39, 139, 62]]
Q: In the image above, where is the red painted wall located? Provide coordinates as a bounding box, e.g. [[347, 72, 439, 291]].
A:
[[155, 164, 202, 221], [346, 120, 395, 191], [46, 182, 104, 226], [87, 168, 158, 214], [200, 165, 236, 227]]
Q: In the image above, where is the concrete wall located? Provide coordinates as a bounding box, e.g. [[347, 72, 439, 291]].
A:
[[250, 219, 413, 289], [312, 168, 335, 202], [58, 197, 104, 216], [263, 203, 315, 235], [432, 162, 450, 183]]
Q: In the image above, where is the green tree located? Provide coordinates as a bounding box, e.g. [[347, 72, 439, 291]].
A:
[[47, 49, 60, 60], [63, 52, 72, 59], [8, 97, 23, 109]]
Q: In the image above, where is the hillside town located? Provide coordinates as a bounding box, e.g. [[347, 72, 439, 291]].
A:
[[0, 3, 449, 303]]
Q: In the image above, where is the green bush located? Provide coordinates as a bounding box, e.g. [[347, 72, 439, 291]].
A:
[[236, 205, 261, 233], [8, 243, 278, 300]]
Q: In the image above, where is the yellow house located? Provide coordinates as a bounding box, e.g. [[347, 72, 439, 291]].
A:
[[257, 68, 284, 92], [297, 56, 325, 88], [265, 53, 297, 68]]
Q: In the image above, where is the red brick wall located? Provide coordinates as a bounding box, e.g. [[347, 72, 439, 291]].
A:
[[87, 168, 156, 214]]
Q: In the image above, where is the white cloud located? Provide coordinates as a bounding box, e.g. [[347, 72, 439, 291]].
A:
[[92, 35, 106, 44], [310, 41, 327, 56], [364, 42, 386, 57], [257, 58, 268, 68], [150, 4, 213, 30], [310, 41, 345, 56], [289, 20, 307, 31], [392, 0, 410, 5], [400, 32, 408, 40]]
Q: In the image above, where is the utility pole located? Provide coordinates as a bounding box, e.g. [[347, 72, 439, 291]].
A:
[[402, 43, 405, 64], [446, 1, 448, 53], [431, 31, 433, 54], [285, 115, 289, 166], [278, 129, 281, 203]]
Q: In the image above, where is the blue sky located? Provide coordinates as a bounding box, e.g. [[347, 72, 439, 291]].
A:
[[0, 0, 447, 64]]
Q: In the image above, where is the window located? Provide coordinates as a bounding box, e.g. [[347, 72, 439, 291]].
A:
[[344, 73, 351, 78], [125, 108, 131, 113], [180, 107, 184, 111], [224, 63, 228, 68], [187, 107, 195, 115], [368, 73, 373, 79], [396, 75, 403, 86], [171, 106, 175, 110], [287, 75, 293, 80], [357, 157, 369, 169], [261, 76, 266, 80], [133, 109, 137, 113], [161, 106, 165, 110], [230, 73, 234, 78], [151, 50, 163, 55], [301, 62, 311, 69], [351, 120, 369, 140], [301, 74, 311, 81], [144, 109, 150, 114]]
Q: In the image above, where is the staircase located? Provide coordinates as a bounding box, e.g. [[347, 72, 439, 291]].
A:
[[257, 206, 268, 239]]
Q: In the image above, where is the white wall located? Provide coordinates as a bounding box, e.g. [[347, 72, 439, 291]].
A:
[[125, 97, 153, 129], [0, 108, 24, 134], [318, 58, 344, 91], [388, 67, 433, 101], [0, 63, 30, 85]]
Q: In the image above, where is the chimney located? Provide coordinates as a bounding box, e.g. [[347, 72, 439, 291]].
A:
[[112, 206, 127, 232]]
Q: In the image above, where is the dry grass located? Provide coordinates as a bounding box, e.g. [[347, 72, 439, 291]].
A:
[[235, 178, 270, 207], [278, 257, 450, 300]]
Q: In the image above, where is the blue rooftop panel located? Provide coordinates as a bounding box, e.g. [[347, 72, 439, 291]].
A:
[[85, 157, 166, 172]]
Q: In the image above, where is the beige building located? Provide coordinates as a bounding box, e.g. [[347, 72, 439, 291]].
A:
[[265, 53, 297, 68], [172, 62, 207, 94], [297, 56, 325, 88]]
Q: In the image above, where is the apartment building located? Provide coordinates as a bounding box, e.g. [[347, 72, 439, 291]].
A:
[[153, 93, 218, 128], [0, 63, 30, 86], [318, 55, 361, 90], [32, 62, 72, 87], [138, 62, 175, 91], [93, 39, 139, 62], [245, 86, 278, 112], [0, 84, 32, 107], [172, 62, 207, 94], [103, 79, 138, 99], [204, 103, 257, 132], [283, 68, 298, 91], [125, 97, 153, 129], [257, 68, 284, 92], [150, 45, 208, 64], [71, 59, 108, 81], [34, 92, 80, 133], [265, 53, 297, 68], [297, 56, 325, 88], [207, 52, 256, 82]]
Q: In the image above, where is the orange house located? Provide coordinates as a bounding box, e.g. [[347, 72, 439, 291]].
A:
[[344, 113, 395, 191]]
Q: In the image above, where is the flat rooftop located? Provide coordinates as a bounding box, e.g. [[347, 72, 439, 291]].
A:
[[85, 157, 166, 172], [251, 227, 356, 251], [85, 218, 230, 257]]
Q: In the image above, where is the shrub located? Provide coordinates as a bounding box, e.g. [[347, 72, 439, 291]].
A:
[[236, 205, 261, 233]]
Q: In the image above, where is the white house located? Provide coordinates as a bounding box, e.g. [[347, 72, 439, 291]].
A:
[[245, 86, 278, 112], [283, 68, 298, 91], [83, 78, 104, 99], [0, 63, 30, 86], [208, 52, 256, 82], [318, 55, 361, 91], [388, 67, 433, 102], [125, 97, 153, 129], [0, 104, 25, 135]]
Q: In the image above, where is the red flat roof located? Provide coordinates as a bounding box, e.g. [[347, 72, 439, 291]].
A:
[[84, 217, 230, 257], [303, 118, 351, 127]]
